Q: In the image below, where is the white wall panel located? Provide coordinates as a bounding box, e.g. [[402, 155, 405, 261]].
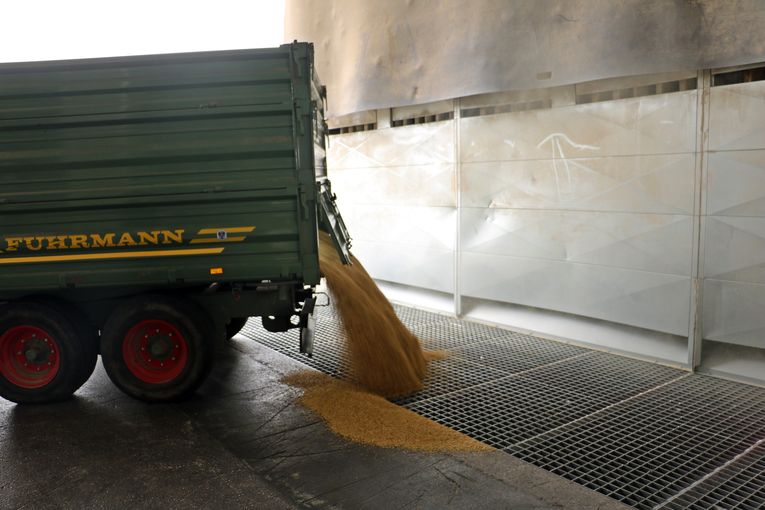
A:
[[459, 90, 697, 338], [707, 150, 765, 216], [461, 208, 693, 275], [703, 279, 765, 349], [327, 121, 453, 169], [461, 252, 691, 336], [461, 154, 695, 214], [703, 80, 765, 357], [325, 72, 765, 382], [339, 203, 455, 249], [328, 121, 456, 295], [704, 216, 765, 284], [330, 163, 455, 207], [325, 74, 765, 382], [352, 240, 454, 293], [460, 91, 696, 162], [709, 81, 765, 151]]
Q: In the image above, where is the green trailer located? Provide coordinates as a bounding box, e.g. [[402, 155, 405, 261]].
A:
[[0, 42, 351, 404]]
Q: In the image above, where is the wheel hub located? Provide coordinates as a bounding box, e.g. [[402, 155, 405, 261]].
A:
[[122, 320, 188, 384], [23, 338, 53, 363], [0, 325, 60, 388], [148, 335, 173, 359]]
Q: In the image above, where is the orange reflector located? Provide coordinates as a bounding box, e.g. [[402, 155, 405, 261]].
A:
[[210, 267, 223, 275]]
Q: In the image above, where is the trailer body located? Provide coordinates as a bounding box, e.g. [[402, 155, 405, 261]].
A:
[[0, 43, 348, 403]]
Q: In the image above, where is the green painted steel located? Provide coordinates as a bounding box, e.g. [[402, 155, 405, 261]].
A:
[[0, 43, 327, 299]]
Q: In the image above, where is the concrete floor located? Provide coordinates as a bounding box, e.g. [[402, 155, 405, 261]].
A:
[[0, 336, 628, 510]]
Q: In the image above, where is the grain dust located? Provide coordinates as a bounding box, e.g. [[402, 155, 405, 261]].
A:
[[318, 232, 428, 397], [283, 370, 490, 452]]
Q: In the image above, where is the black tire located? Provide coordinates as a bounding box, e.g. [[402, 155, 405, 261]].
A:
[[0, 302, 86, 404], [100, 295, 215, 402], [24, 297, 99, 392], [225, 317, 248, 340]]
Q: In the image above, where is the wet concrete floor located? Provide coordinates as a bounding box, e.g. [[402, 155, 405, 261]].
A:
[[0, 336, 628, 509]]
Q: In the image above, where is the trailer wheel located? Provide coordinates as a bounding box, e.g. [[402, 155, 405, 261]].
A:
[[0, 302, 86, 404], [100, 295, 214, 402], [24, 297, 99, 392], [225, 317, 248, 340]]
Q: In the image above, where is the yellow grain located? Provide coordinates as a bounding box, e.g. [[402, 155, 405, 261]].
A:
[[283, 370, 491, 452]]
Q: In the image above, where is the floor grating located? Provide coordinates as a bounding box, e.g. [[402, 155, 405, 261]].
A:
[[451, 333, 591, 375], [508, 375, 765, 509], [660, 444, 765, 510], [240, 304, 765, 510]]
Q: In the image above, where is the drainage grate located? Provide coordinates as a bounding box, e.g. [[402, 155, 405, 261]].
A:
[[661, 444, 765, 510], [509, 376, 765, 510], [513, 350, 686, 403], [391, 304, 453, 329], [407, 373, 609, 447], [241, 318, 349, 377], [239, 303, 765, 510], [392, 356, 508, 406], [412, 320, 512, 350], [452, 333, 590, 375]]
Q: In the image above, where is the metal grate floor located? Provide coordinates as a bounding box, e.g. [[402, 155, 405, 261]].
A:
[[661, 444, 765, 510], [240, 304, 765, 510]]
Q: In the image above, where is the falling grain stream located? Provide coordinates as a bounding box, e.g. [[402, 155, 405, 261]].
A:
[[281, 232, 490, 452]]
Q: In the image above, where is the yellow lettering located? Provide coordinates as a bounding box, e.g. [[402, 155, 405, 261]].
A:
[[117, 233, 137, 247], [137, 231, 161, 246], [90, 233, 116, 248], [160, 230, 184, 244], [23, 237, 44, 251], [45, 236, 69, 250], [2, 230, 186, 251], [5, 237, 23, 251], [69, 234, 90, 249]]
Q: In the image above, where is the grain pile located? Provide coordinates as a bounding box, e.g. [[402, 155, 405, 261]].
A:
[[283, 370, 490, 452], [283, 235, 487, 452], [318, 232, 428, 397]]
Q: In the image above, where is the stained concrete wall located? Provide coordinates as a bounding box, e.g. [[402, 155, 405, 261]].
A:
[[287, 0, 765, 117]]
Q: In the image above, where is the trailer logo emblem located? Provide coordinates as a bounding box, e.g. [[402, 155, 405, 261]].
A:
[[189, 226, 255, 245]]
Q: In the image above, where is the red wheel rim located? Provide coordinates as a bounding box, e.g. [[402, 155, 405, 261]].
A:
[[0, 325, 60, 389], [122, 319, 189, 385]]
